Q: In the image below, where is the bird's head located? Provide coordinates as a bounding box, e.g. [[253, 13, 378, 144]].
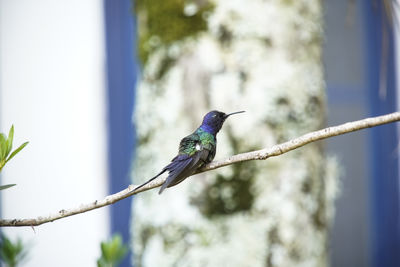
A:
[[200, 110, 245, 135]]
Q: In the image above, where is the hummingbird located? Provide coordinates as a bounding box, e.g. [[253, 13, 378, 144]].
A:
[[136, 110, 245, 194]]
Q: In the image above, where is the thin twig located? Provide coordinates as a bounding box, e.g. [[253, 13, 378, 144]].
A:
[[1, 111, 399, 227]]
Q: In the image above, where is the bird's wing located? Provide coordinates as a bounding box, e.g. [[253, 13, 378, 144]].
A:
[[178, 134, 199, 155], [159, 149, 210, 194]]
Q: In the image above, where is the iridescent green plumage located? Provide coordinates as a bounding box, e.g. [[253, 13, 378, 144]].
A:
[[136, 110, 244, 194], [179, 128, 216, 160]]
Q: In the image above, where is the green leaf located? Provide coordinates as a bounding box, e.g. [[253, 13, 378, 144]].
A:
[[6, 142, 29, 163], [97, 258, 107, 267], [0, 134, 6, 160], [97, 234, 128, 266], [6, 125, 14, 156], [0, 133, 6, 143], [0, 159, 5, 172], [0, 234, 28, 266], [0, 143, 6, 161], [5, 139, 12, 158], [0, 184, 16, 190], [8, 125, 14, 145]]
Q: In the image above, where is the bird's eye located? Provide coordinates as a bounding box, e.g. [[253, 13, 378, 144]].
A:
[[212, 114, 217, 118]]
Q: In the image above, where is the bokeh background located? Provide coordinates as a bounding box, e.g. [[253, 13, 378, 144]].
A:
[[0, 0, 399, 266]]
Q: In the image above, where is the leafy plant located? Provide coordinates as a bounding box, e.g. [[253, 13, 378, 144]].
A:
[[97, 234, 128, 267], [0, 125, 29, 190], [0, 234, 28, 267]]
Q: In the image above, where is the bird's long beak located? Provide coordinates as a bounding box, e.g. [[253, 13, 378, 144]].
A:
[[225, 111, 245, 118]]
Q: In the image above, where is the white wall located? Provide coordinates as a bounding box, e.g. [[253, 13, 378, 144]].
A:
[[0, 1, 109, 266]]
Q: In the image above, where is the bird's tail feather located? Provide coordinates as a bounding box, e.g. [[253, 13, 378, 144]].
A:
[[158, 155, 196, 194], [134, 168, 168, 192]]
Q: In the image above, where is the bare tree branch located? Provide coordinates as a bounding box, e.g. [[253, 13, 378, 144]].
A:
[[1, 111, 399, 227]]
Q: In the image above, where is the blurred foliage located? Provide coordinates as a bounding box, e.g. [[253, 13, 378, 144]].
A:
[[0, 125, 29, 190], [97, 234, 128, 267], [134, 0, 214, 73], [0, 234, 28, 267]]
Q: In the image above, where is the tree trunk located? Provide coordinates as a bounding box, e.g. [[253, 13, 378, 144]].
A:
[[132, 1, 338, 266]]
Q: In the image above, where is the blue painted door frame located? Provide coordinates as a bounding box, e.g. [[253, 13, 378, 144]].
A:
[[104, 0, 136, 266], [363, 1, 400, 267]]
